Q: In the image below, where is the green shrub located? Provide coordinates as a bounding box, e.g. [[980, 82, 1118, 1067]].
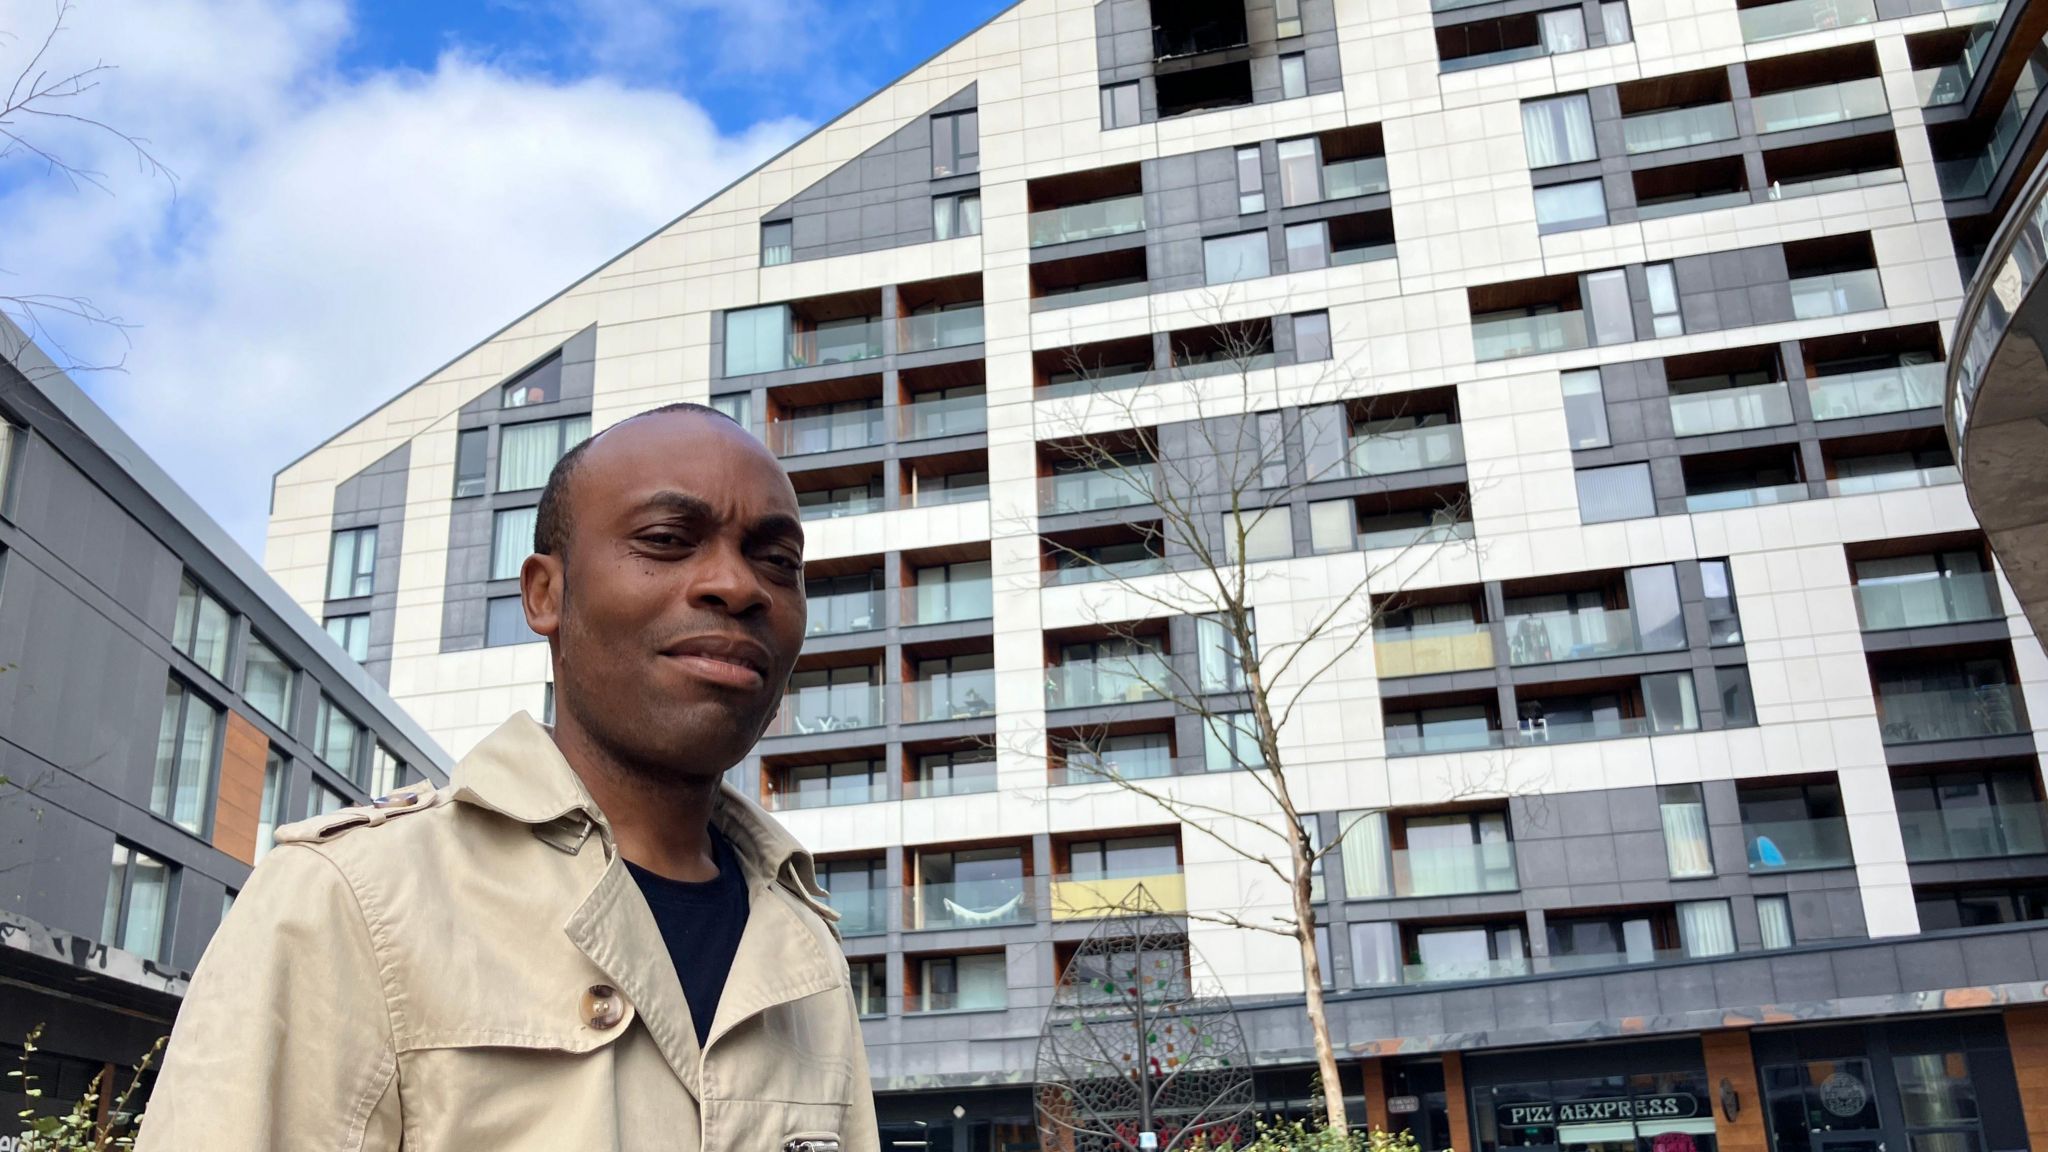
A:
[[8, 1025, 161, 1152]]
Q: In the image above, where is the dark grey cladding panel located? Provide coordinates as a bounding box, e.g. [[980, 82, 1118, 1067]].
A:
[[1094, 0, 1341, 126], [765, 84, 978, 265], [1670, 244, 1793, 334], [331, 441, 410, 685]]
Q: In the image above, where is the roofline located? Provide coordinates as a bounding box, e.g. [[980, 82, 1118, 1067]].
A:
[[273, 0, 1026, 482]]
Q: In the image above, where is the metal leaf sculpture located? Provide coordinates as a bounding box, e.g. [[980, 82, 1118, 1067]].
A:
[[1034, 884, 1254, 1152]]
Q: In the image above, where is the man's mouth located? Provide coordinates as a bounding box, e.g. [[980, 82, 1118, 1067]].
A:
[[660, 635, 771, 691]]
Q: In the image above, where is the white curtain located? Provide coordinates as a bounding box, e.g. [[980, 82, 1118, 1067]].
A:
[[493, 507, 539, 581], [1350, 921, 1402, 986], [1540, 7, 1586, 51], [123, 850, 169, 957], [499, 422, 560, 492], [1679, 900, 1738, 957], [1522, 95, 1596, 168], [1340, 810, 1391, 899], [1661, 794, 1715, 877], [1758, 896, 1796, 950]]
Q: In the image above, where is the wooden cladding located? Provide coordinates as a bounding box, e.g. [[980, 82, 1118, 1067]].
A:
[[212, 711, 269, 866]]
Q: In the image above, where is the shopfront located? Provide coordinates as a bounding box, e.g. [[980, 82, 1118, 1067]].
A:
[[1750, 1017, 2028, 1152], [1466, 1038, 1721, 1152]]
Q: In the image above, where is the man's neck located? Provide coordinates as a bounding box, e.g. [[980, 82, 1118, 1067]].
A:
[[550, 715, 722, 883]]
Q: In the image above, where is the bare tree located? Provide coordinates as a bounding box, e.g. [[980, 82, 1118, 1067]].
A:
[[1012, 301, 1495, 1133]]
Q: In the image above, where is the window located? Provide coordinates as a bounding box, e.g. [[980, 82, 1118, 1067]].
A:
[[487, 595, 541, 647], [454, 428, 488, 498], [851, 960, 886, 1016], [543, 682, 556, 726], [311, 784, 347, 816], [501, 357, 561, 408], [1350, 921, 1400, 986], [1601, 1, 1632, 43], [1534, 180, 1607, 233], [1701, 560, 1742, 643], [242, 635, 294, 729], [933, 193, 982, 240], [1560, 370, 1610, 448], [1540, 7, 1587, 51], [1295, 312, 1332, 362], [1584, 268, 1635, 345], [1659, 784, 1714, 878], [1225, 507, 1294, 562], [102, 844, 171, 961], [1576, 463, 1655, 523], [1309, 499, 1354, 553], [491, 507, 538, 581], [1069, 835, 1179, 881], [778, 759, 885, 809], [1059, 732, 1172, 782], [1717, 666, 1757, 727], [0, 421, 16, 514], [915, 750, 998, 798], [1757, 895, 1794, 949], [1204, 712, 1265, 772], [498, 416, 591, 493], [314, 694, 361, 783], [761, 220, 792, 267], [931, 110, 979, 178], [1522, 94, 1596, 167], [1677, 899, 1737, 957], [1204, 232, 1270, 285], [1102, 81, 1141, 128], [1277, 138, 1321, 206], [326, 614, 370, 663], [152, 679, 221, 835], [367, 745, 403, 797], [1198, 613, 1254, 693], [172, 575, 232, 681], [326, 527, 377, 600], [1286, 222, 1329, 271], [919, 953, 1006, 1012], [1257, 412, 1287, 488], [1629, 564, 1688, 651], [1647, 262, 1682, 337], [724, 305, 790, 377], [257, 748, 291, 862], [912, 560, 993, 624], [1236, 147, 1265, 213], [710, 392, 752, 433], [1339, 810, 1391, 899], [1280, 53, 1308, 100], [1643, 671, 1701, 733], [1277, 0, 1303, 38]]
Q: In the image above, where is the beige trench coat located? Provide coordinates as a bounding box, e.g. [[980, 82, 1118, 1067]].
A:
[[137, 713, 879, 1152]]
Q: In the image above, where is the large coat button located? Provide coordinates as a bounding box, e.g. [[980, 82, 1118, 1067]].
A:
[[583, 984, 625, 1030]]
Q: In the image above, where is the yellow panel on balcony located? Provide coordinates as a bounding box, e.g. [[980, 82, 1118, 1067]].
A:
[[1050, 874, 1187, 920], [1374, 630, 1495, 679]]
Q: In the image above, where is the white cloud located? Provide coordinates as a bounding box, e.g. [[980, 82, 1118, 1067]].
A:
[[0, 0, 805, 551]]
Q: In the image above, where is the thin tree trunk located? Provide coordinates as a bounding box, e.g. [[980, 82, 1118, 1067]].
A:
[[1294, 872, 1349, 1135]]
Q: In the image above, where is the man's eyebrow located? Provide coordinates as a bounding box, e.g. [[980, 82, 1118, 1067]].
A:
[[747, 512, 806, 550], [636, 491, 716, 520]]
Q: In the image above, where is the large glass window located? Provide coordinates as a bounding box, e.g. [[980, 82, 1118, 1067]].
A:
[[1295, 311, 1333, 362], [1659, 784, 1714, 878], [454, 428, 488, 498], [1280, 53, 1308, 100], [1560, 369, 1610, 448], [242, 634, 293, 729], [1677, 899, 1736, 956], [1540, 6, 1588, 51], [486, 595, 541, 647], [1203, 712, 1265, 772], [1278, 138, 1321, 206], [314, 694, 361, 784], [1197, 612, 1254, 693], [1102, 82, 1141, 128], [501, 357, 561, 408], [369, 744, 404, 797], [920, 953, 1005, 1012], [172, 574, 232, 681], [1647, 262, 1683, 337], [1757, 895, 1794, 949], [1350, 920, 1400, 986], [931, 110, 979, 178], [1276, 0, 1303, 37], [1584, 268, 1635, 345], [1309, 499, 1354, 553], [491, 506, 539, 581], [1225, 507, 1294, 562], [1204, 232, 1271, 285], [1237, 146, 1266, 213], [1522, 94, 1597, 167], [152, 678, 221, 835], [1701, 559, 1743, 643], [498, 416, 591, 493], [1339, 810, 1391, 899], [850, 960, 886, 1015], [1534, 180, 1607, 233], [326, 614, 370, 663], [326, 527, 377, 600], [1576, 463, 1656, 523], [724, 305, 791, 378], [102, 844, 172, 961], [913, 560, 993, 624], [1717, 666, 1757, 727], [1286, 222, 1330, 271], [1643, 671, 1701, 733]]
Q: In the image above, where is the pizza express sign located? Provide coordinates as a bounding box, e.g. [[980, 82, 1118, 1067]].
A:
[[1499, 1095, 1701, 1127]]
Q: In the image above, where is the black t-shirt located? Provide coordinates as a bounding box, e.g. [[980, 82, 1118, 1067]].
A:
[[625, 828, 750, 1048]]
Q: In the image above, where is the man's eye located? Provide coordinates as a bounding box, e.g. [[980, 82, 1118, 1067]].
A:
[[641, 532, 690, 548]]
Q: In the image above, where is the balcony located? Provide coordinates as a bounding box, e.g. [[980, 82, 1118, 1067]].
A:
[[909, 772, 998, 800], [1055, 739, 1175, 784], [1386, 727, 1508, 757], [1046, 555, 1169, 587], [1324, 157, 1391, 200], [798, 492, 887, 521], [1361, 517, 1476, 552], [1374, 619, 1495, 678], [766, 683, 884, 736], [906, 672, 997, 723], [807, 588, 882, 637], [1878, 685, 2022, 745], [1050, 873, 1188, 920], [902, 307, 985, 353], [1391, 841, 1519, 898], [903, 582, 995, 626], [1029, 196, 1145, 247], [1744, 817, 1855, 872], [795, 320, 888, 370], [1900, 803, 2048, 862], [1791, 269, 1884, 319], [910, 878, 1033, 930], [1505, 608, 1643, 666], [1739, 0, 1876, 43], [1808, 363, 1944, 421], [1032, 280, 1149, 313], [826, 888, 890, 936], [767, 778, 886, 811], [1622, 104, 1739, 155], [1828, 465, 1960, 497], [1471, 310, 1589, 362], [1669, 381, 1796, 437], [900, 394, 988, 440], [1039, 366, 1155, 401], [768, 407, 884, 456], [907, 481, 990, 509], [1351, 425, 1466, 478], [1855, 572, 2002, 631], [1040, 469, 1155, 514], [1685, 482, 1810, 513], [1516, 715, 1668, 745], [1753, 78, 1888, 135], [1047, 654, 1169, 709]]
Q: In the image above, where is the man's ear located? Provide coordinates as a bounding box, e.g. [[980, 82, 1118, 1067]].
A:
[[522, 553, 565, 639]]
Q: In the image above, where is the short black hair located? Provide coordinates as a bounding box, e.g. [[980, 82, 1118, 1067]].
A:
[[533, 402, 737, 558]]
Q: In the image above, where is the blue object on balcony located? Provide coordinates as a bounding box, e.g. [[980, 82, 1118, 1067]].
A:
[[1750, 835, 1786, 869]]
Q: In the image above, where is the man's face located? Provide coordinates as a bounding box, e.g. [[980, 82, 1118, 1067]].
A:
[[525, 411, 807, 779]]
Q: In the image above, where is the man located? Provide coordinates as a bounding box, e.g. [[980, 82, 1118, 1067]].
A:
[[139, 405, 878, 1152]]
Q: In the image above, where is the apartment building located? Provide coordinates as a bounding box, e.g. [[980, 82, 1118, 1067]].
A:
[[269, 0, 2048, 1148], [0, 319, 451, 1123]]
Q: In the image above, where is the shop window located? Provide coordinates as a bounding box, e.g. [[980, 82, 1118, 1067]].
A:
[[1478, 1072, 1718, 1152]]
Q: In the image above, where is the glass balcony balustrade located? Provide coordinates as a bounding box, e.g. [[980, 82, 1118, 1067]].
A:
[[900, 393, 989, 439], [766, 683, 884, 736], [1622, 103, 1739, 154], [1668, 381, 1795, 437], [1753, 77, 1888, 134], [1029, 196, 1146, 247], [910, 878, 1033, 930], [1744, 817, 1855, 871], [1472, 310, 1588, 361], [1807, 363, 1944, 420], [1854, 572, 2002, 631], [768, 407, 884, 456], [902, 307, 986, 353], [1374, 619, 1495, 678], [1877, 684, 2023, 745], [1350, 424, 1466, 477], [1040, 469, 1155, 514], [806, 588, 883, 637], [1900, 802, 2048, 862], [1738, 0, 1876, 43], [1046, 654, 1170, 709]]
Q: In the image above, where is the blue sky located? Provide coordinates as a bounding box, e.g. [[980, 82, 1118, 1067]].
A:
[[0, 0, 1009, 551]]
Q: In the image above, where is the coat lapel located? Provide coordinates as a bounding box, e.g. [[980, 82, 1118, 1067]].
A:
[[563, 853, 706, 1094]]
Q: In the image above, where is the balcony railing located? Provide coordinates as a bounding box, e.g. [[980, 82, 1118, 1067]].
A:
[[1622, 103, 1739, 155], [900, 394, 988, 439], [1350, 425, 1466, 477], [1047, 653, 1169, 709], [906, 671, 997, 723], [1917, 63, 1971, 108], [1791, 268, 1884, 319], [908, 772, 999, 799], [1753, 77, 1888, 135], [902, 307, 986, 353], [1386, 728, 1508, 757], [1374, 620, 1495, 678], [1669, 381, 1795, 437], [1855, 572, 2002, 631], [1738, 0, 1876, 43], [1360, 518, 1477, 552], [1638, 190, 1756, 220], [1472, 310, 1589, 362], [791, 320, 887, 369], [1505, 607, 1643, 666], [903, 581, 995, 626], [1807, 363, 1944, 420], [766, 779, 886, 811], [1391, 841, 1519, 898], [1877, 684, 2023, 745], [1685, 482, 1810, 513], [807, 588, 883, 637], [1040, 469, 1155, 514], [766, 683, 884, 736], [1516, 715, 1672, 745], [907, 483, 990, 509], [1324, 157, 1391, 199], [1900, 802, 2048, 862], [1773, 168, 1904, 201], [768, 407, 884, 456], [1443, 42, 1553, 72], [910, 877, 1033, 930], [1046, 556, 1169, 586], [1031, 281, 1150, 313], [798, 493, 887, 521], [1744, 816, 1855, 871], [1054, 743, 1175, 784], [1827, 465, 1960, 497], [1050, 873, 1188, 919], [1039, 367, 1155, 402], [910, 989, 1009, 1014], [1029, 196, 1146, 247], [825, 888, 889, 936]]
